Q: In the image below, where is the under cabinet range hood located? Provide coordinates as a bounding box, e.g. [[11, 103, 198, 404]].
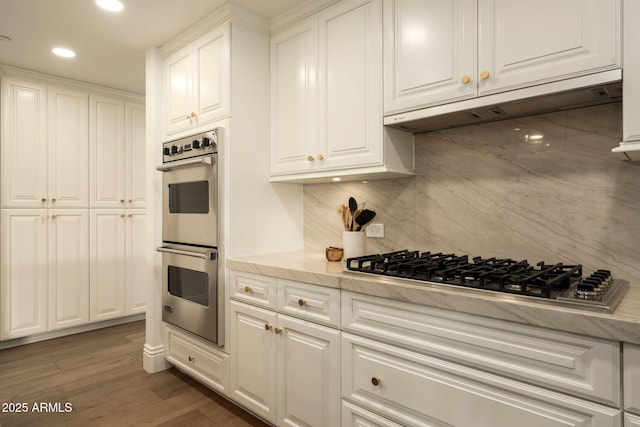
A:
[[384, 70, 622, 134]]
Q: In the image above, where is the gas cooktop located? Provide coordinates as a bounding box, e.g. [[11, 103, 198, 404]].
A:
[[345, 250, 629, 313]]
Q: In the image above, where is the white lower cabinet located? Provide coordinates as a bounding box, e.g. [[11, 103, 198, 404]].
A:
[[1, 209, 89, 340], [627, 413, 640, 427], [625, 344, 640, 416], [342, 332, 620, 427], [229, 273, 341, 427], [164, 325, 229, 394], [90, 209, 146, 322]]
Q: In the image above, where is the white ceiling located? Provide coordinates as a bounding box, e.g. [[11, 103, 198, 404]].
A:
[[0, 0, 305, 94]]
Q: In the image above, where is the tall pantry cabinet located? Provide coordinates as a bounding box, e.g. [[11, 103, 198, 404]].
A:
[[0, 67, 146, 341]]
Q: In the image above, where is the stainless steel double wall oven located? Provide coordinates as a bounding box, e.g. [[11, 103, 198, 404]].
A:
[[157, 129, 223, 345]]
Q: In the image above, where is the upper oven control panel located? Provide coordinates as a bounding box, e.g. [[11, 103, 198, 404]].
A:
[[162, 129, 219, 163]]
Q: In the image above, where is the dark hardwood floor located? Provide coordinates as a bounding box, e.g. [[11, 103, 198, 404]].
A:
[[0, 321, 271, 427]]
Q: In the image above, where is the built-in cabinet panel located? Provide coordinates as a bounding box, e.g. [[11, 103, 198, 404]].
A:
[[1, 211, 48, 339], [627, 413, 640, 427], [125, 210, 147, 315], [164, 22, 230, 137], [384, 0, 620, 115], [90, 95, 125, 209], [384, 0, 477, 114], [342, 333, 620, 427], [1, 209, 89, 339], [90, 209, 145, 321], [48, 210, 89, 330], [229, 271, 342, 427], [90, 210, 126, 322], [164, 325, 230, 394], [125, 102, 146, 209], [1, 78, 48, 208], [48, 86, 89, 208], [625, 343, 640, 415], [229, 300, 278, 424], [270, 16, 319, 175], [270, 0, 414, 182]]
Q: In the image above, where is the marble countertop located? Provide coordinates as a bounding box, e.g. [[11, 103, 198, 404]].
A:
[[227, 251, 640, 345]]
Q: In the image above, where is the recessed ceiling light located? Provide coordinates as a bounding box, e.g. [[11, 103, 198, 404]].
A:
[[52, 47, 76, 58], [96, 0, 124, 12]]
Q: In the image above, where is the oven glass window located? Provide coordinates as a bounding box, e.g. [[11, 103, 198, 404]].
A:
[[168, 181, 209, 214], [168, 266, 209, 306]]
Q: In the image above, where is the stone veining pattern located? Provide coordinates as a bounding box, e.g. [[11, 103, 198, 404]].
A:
[[303, 103, 640, 285]]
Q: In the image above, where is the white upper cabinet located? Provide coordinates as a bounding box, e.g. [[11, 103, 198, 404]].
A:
[[48, 86, 90, 208], [478, 0, 620, 95], [271, 0, 414, 182], [164, 22, 230, 137], [90, 95, 145, 209], [270, 16, 319, 175], [384, 0, 477, 114], [1, 79, 90, 209], [125, 102, 146, 209], [1, 77, 48, 209], [384, 0, 621, 115], [318, 0, 383, 171]]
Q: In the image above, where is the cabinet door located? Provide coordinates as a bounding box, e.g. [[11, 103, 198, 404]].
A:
[[383, 0, 477, 114], [625, 343, 640, 414], [1, 78, 48, 208], [125, 210, 146, 315], [90, 210, 126, 321], [478, 0, 620, 96], [270, 16, 319, 175], [277, 314, 340, 427], [192, 22, 230, 127], [49, 210, 89, 330], [318, 0, 383, 171], [1, 210, 48, 340], [90, 94, 125, 208], [229, 300, 278, 424], [165, 46, 193, 136], [125, 102, 146, 209], [48, 86, 89, 208]]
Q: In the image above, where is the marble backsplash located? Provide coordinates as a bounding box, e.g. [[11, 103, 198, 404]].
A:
[[303, 102, 640, 284]]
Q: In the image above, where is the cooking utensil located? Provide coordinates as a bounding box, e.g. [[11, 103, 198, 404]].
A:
[[348, 197, 357, 231], [355, 209, 376, 231]]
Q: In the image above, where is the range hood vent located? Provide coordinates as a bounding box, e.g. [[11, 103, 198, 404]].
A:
[[384, 71, 622, 134]]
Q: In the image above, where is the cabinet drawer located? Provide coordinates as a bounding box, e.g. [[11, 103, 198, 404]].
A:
[[342, 333, 620, 427], [277, 279, 340, 327], [165, 326, 229, 394], [230, 270, 276, 309], [342, 292, 620, 406], [625, 343, 640, 414], [342, 400, 404, 427]]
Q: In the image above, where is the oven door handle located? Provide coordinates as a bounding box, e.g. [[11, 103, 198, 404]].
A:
[[156, 155, 214, 172], [156, 246, 217, 260]]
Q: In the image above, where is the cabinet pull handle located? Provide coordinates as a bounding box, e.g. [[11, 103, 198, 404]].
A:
[[460, 75, 471, 84], [41, 197, 47, 203], [265, 323, 273, 331], [51, 198, 57, 203], [188, 356, 195, 362], [186, 114, 191, 120], [190, 112, 198, 118], [298, 299, 307, 307], [128, 199, 132, 203], [120, 199, 125, 203], [480, 70, 490, 80], [41, 214, 48, 220], [120, 214, 125, 218], [274, 327, 282, 335], [244, 286, 252, 293], [317, 154, 324, 161], [307, 155, 315, 162], [371, 377, 380, 386], [51, 214, 57, 219]]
